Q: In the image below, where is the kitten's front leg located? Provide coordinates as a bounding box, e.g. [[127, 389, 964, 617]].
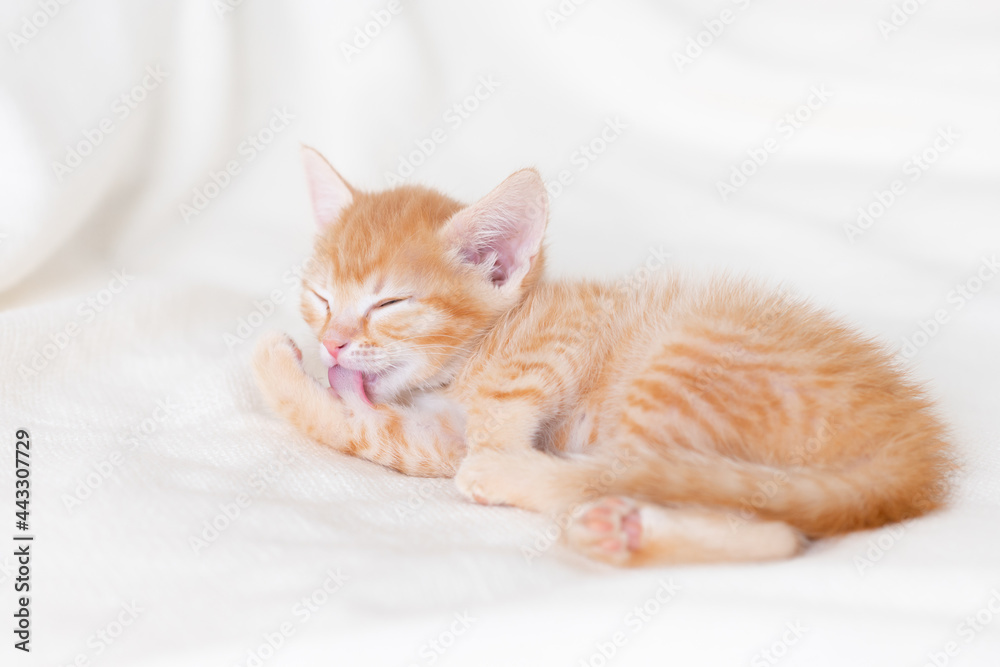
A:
[[253, 332, 465, 477], [253, 332, 354, 448]]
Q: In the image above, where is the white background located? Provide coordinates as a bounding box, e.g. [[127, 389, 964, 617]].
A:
[[1, 1, 999, 665]]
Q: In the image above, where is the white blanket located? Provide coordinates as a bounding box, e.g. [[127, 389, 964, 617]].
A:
[[1, 1, 999, 665]]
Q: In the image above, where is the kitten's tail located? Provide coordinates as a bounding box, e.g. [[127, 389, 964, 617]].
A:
[[583, 437, 953, 538]]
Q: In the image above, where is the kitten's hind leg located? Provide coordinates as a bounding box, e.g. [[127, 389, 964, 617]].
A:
[[565, 496, 804, 566]]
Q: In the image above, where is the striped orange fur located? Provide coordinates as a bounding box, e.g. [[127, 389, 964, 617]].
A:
[[253, 147, 955, 566]]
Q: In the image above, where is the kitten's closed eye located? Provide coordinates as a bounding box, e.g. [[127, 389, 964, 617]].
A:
[[307, 288, 330, 313], [373, 297, 409, 309]]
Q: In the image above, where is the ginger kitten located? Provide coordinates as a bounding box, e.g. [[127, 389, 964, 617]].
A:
[[252, 147, 954, 567]]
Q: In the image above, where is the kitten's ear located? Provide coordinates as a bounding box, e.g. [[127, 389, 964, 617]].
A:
[[441, 168, 548, 290], [301, 145, 354, 227]]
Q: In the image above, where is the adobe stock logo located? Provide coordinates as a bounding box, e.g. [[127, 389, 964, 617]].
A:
[[921, 589, 1000, 667], [405, 612, 477, 667], [17, 269, 134, 379], [7, 0, 73, 52], [51, 66, 168, 182], [844, 126, 959, 243], [716, 84, 833, 202], [578, 579, 681, 667], [224, 256, 313, 349], [877, 0, 931, 39], [751, 621, 808, 667], [545, 0, 592, 30], [383, 76, 501, 186], [340, 0, 403, 63], [543, 117, 628, 200], [897, 255, 998, 361], [179, 107, 295, 223], [673, 0, 756, 73]]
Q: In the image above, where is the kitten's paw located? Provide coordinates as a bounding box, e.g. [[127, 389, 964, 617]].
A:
[[455, 449, 546, 509], [455, 449, 566, 512], [253, 332, 302, 371], [253, 333, 310, 405], [454, 451, 508, 507], [566, 496, 642, 566]]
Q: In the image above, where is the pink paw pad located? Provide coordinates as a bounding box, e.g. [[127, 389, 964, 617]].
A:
[[568, 496, 643, 564]]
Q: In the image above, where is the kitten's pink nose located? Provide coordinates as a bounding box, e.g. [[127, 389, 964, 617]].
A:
[[323, 338, 349, 361]]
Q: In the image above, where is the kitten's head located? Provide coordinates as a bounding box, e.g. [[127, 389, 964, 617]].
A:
[[298, 146, 548, 405]]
